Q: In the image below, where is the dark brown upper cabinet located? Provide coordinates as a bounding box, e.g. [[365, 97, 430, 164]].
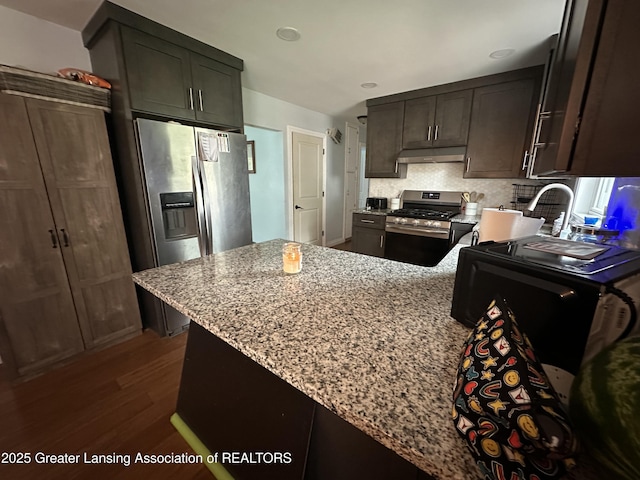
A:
[[531, 0, 640, 177], [465, 70, 542, 178], [366, 67, 543, 178], [402, 90, 472, 149], [190, 52, 243, 127], [366, 102, 406, 178], [83, 1, 244, 130], [122, 26, 243, 128]]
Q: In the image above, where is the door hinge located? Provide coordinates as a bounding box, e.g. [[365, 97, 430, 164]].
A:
[[322, 230, 325, 236], [322, 191, 325, 197], [323, 148, 325, 155]]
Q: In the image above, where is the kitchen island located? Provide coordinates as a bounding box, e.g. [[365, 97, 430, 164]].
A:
[[131, 239, 591, 480], [134, 239, 472, 479]]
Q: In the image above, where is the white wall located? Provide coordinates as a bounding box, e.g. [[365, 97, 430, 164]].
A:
[[243, 88, 346, 246], [0, 6, 90, 74]]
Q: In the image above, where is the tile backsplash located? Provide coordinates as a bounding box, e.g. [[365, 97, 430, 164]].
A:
[[368, 163, 542, 213]]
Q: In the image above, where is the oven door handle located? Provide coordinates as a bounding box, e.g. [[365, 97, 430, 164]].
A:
[[385, 225, 450, 238]]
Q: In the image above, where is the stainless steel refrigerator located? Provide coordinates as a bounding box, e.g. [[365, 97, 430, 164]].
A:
[[136, 118, 252, 336]]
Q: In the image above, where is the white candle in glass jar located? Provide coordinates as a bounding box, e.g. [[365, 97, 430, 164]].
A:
[[282, 242, 302, 274]]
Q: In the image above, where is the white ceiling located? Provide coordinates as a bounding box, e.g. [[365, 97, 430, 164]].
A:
[[0, 0, 566, 121]]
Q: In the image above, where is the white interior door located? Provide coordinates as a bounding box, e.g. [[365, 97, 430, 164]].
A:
[[344, 123, 359, 239], [292, 131, 324, 245]]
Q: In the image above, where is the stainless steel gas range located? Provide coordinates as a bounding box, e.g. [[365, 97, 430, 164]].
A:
[[384, 190, 466, 266]]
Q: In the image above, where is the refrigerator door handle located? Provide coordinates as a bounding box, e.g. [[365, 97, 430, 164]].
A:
[[199, 156, 214, 255], [191, 155, 209, 256]]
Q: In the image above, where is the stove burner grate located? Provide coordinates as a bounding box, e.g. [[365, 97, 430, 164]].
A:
[[389, 208, 457, 220]]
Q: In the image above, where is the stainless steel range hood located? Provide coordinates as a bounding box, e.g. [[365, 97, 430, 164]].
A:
[[397, 146, 466, 164]]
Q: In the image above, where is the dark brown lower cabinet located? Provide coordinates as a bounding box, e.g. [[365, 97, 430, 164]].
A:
[[0, 94, 141, 379], [176, 322, 434, 480], [352, 213, 386, 257]]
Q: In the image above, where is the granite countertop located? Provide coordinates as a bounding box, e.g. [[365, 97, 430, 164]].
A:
[[133, 239, 477, 479], [451, 213, 481, 224], [132, 239, 594, 479]]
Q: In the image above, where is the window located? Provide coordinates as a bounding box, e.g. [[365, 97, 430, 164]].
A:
[[573, 177, 616, 223], [589, 177, 614, 216]]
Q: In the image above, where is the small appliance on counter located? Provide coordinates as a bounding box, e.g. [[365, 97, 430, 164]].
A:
[[366, 197, 388, 210], [451, 236, 640, 401], [477, 207, 545, 243]]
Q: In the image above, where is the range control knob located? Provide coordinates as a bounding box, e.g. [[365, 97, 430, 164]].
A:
[[400, 218, 408, 224], [412, 219, 420, 225]]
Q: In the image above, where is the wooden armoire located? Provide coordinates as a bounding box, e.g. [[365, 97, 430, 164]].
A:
[[0, 92, 141, 379]]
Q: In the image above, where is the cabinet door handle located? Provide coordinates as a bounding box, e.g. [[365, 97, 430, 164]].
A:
[[380, 235, 384, 248], [198, 89, 204, 111], [434, 125, 439, 141], [60, 228, 70, 247], [521, 150, 530, 171], [188, 88, 194, 110], [49, 229, 58, 248], [361, 219, 375, 224], [466, 157, 471, 172], [532, 111, 550, 149], [426, 125, 432, 141]]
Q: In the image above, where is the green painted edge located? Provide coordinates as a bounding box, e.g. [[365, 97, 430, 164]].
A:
[[170, 412, 235, 480]]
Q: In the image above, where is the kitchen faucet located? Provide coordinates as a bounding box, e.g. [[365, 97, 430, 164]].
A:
[[526, 183, 575, 236]]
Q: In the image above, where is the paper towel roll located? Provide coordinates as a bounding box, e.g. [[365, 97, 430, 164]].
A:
[[511, 216, 545, 239], [478, 208, 523, 242]]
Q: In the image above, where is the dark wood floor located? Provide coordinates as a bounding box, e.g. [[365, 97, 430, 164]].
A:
[[0, 330, 214, 480], [331, 239, 351, 251]]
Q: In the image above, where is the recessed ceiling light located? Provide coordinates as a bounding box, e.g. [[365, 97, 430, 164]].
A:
[[276, 27, 301, 41], [489, 49, 515, 59], [361, 82, 378, 89]]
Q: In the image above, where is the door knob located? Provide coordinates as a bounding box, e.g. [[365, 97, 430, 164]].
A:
[[295, 205, 303, 210]]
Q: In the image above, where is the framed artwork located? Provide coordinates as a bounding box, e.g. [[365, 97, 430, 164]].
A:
[[247, 140, 256, 173]]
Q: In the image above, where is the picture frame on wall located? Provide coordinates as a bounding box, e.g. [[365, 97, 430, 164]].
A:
[[247, 140, 256, 174]]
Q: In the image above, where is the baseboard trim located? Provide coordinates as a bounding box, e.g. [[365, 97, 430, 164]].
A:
[[326, 237, 346, 247]]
